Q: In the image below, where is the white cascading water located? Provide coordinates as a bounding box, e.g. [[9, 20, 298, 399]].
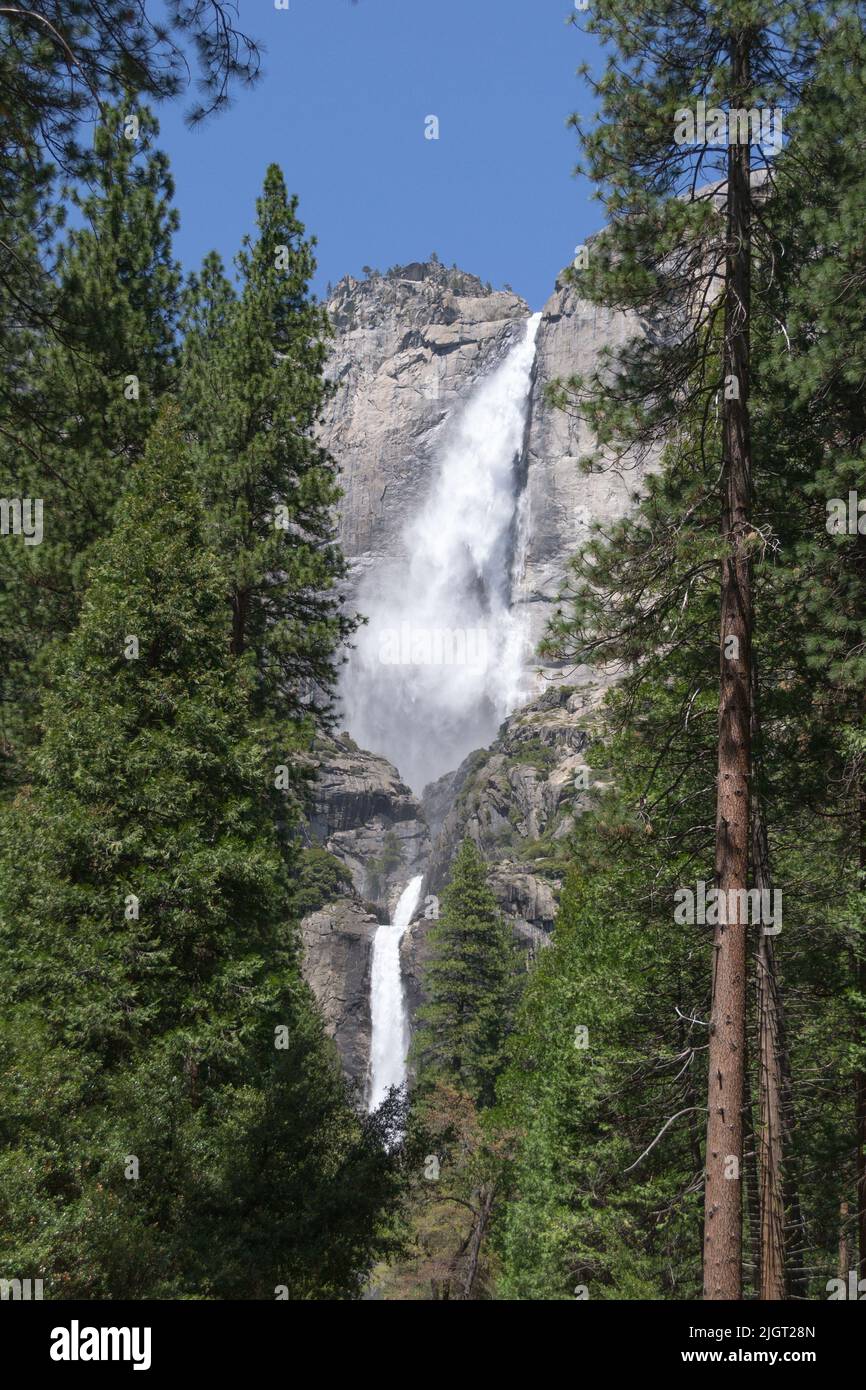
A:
[[367, 874, 424, 1112], [342, 311, 542, 794]]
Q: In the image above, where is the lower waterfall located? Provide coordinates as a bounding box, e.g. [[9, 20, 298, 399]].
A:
[[367, 874, 424, 1112]]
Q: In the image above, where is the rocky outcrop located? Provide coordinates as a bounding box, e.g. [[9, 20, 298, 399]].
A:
[[516, 272, 655, 683], [420, 683, 609, 943], [300, 734, 431, 1089], [307, 732, 431, 915], [300, 898, 379, 1091], [391, 686, 608, 1038], [320, 262, 529, 581], [302, 684, 607, 1084], [419, 766, 461, 843], [399, 911, 433, 1072]]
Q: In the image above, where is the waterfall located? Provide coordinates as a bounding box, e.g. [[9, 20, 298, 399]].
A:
[[358, 313, 543, 1122], [367, 874, 424, 1112], [342, 311, 542, 793]]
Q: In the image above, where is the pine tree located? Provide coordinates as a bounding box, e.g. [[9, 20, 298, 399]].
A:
[[392, 842, 522, 1299], [499, 836, 709, 1301], [0, 105, 60, 444], [0, 406, 398, 1298], [0, 104, 180, 779], [180, 165, 353, 739], [532, 318, 866, 1299], [0, 2, 262, 176], [414, 840, 521, 1109], [561, 0, 836, 1300], [762, 14, 866, 1283], [377, 1082, 515, 1301]]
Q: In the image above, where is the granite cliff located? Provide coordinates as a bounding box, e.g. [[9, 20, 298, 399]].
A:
[[321, 261, 529, 580], [301, 258, 650, 1089], [319, 259, 648, 689]]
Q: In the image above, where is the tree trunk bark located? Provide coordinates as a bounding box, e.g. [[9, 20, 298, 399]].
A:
[[839, 1198, 851, 1283], [742, 1049, 762, 1296], [230, 586, 250, 657], [749, 656, 805, 1299], [753, 803, 786, 1299], [461, 1186, 494, 1300], [857, 779, 866, 1281], [703, 30, 753, 1302]]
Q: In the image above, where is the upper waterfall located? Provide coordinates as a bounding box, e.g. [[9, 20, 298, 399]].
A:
[[341, 312, 542, 792]]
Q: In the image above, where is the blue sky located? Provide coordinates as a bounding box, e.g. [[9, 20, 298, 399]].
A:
[[153, 0, 603, 310]]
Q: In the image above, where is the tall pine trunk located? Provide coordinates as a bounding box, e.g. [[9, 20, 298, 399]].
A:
[[749, 657, 789, 1298], [857, 778, 866, 1281], [839, 1199, 851, 1283], [742, 1049, 762, 1295], [851, 536, 866, 1282], [752, 794, 787, 1299], [752, 655, 810, 1296], [703, 30, 753, 1302]]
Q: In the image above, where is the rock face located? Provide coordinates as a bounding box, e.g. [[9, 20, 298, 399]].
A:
[[300, 734, 431, 1092], [302, 682, 606, 1080], [300, 898, 379, 1091], [307, 732, 431, 915], [301, 684, 605, 1086], [516, 274, 653, 679], [422, 683, 605, 938], [320, 262, 530, 583], [396, 684, 608, 1042]]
